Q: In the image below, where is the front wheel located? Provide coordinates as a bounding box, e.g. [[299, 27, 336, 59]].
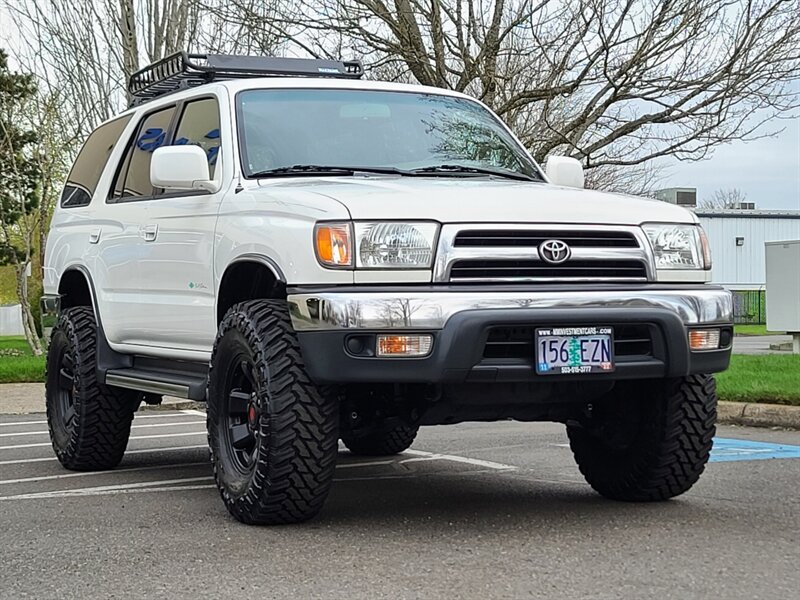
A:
[[567, 374, 717, 502], [207, 300, 339, 525]]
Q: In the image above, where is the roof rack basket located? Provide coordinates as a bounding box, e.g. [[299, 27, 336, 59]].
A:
[[128, 52, 364, 107]]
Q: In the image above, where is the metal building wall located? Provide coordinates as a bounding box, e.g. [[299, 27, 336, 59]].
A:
[[697, 212, 800, 289]]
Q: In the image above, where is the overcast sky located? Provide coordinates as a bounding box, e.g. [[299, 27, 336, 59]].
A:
[[661, 103, 800, 211]]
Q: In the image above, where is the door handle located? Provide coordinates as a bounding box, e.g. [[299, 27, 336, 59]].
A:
[[139, 224, 158, 242], [89, 229, 101, 244]]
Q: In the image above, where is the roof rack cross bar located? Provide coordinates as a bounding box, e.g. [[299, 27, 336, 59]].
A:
[[128, 52, 364, 107]]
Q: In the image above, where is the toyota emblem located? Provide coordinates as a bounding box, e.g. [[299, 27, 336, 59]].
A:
[[539, 239, 571, 264]]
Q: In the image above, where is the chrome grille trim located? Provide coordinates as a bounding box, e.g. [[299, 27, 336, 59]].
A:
[[453, 229, 639, 248], [433, 224, 655, 283]]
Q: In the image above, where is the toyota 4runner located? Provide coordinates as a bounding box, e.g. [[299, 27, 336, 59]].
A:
[[41, 53, 733, 525]]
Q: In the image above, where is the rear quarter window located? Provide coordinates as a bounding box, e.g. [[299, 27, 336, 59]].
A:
[[60, 115, 133, 208]]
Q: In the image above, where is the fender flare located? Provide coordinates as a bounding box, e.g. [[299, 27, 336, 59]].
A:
[[221, 254, 287, 284]]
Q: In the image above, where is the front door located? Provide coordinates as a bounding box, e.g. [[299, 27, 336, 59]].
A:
[[133, 96, 227, 353]]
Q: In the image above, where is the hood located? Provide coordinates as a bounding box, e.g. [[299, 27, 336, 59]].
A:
[[257, 176, 696, 225]]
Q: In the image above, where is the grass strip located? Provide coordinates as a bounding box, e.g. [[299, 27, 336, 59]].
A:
[[0, 336, 45, 384], [716, 355, 800, 406]]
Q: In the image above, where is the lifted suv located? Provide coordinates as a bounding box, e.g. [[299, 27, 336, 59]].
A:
[[42, 53, 732, 525]]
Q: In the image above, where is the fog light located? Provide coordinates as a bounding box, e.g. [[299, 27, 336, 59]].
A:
[[689, 329, 721, 351], [376, 334, 433, 357]]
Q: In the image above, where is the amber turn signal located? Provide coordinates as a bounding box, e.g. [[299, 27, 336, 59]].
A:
[[376, 334, 433, 357], [689, 329, 721, 351], [315, 223, 352, 267]]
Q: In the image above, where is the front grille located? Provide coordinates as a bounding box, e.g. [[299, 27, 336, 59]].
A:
[[449, 259, 648, 281], [454, 230, 639, 248], [483, 324, 654, 360]]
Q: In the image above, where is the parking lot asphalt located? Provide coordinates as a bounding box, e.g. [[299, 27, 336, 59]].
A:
[[0, 410, 798, 600], [732, 334, 794, 354]]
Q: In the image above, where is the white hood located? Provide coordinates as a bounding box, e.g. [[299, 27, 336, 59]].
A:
[[258, 176, 696, 225]]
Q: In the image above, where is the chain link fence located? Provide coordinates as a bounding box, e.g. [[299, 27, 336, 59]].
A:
[[732, 289, 766, 324]]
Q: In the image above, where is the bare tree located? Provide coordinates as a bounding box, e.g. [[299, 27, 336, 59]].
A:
[[233, 0, 799, 190], [699, 187, 750, 209], [3, 0, 207, 127], [3, 0, 293, 136], [5, 0, 798, 203], [583, 162, 667, 197]]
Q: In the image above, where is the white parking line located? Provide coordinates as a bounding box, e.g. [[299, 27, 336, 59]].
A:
[[181, 409, 206, 417], [0, 445, 209, 466], [402, 449, 517, 471], [0, 413, 204, 428], [0, 446, 519, 501], [0, 420, 50, 428], [0, 476, 214, 500], [0, 420, 206, 438], [0, 430, 207, 451], [0, 465, 518, 501], [0, 462, 208, 486], [8, 483, 219, 499]]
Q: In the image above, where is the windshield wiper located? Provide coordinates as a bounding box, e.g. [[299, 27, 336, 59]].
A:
[[251, 163, 540, 181], [250, 165, 409, 178], [250, 165, 354, 177], [410, 164, 538, 182]]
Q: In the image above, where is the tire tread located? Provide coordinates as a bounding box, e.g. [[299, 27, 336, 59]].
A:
[[207, 300, 338, 525], [46, 307, 135, 471], [342, 424, 418, 456], [567, 374, 717, 502]]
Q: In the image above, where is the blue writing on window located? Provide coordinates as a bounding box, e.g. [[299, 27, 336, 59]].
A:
[[137, 128, 166, 152]]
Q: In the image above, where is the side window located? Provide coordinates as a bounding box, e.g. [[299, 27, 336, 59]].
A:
[[173, 98, 221, 178], [61, 115, 132, 208], [110, 106, 176, 201]]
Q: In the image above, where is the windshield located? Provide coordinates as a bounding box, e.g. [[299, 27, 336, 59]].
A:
[[236, 89, 541, 179]]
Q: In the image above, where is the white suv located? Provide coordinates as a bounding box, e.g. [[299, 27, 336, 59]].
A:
[[41, 53, 732, 525]]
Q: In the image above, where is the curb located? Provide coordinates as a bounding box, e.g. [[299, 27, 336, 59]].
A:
[[718, 401, 800, 429]]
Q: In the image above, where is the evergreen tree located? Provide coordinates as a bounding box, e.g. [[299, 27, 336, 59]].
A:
[[0, 48, 43, 354]]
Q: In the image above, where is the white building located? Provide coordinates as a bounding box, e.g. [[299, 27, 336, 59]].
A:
[[696, 210, 800, 289]]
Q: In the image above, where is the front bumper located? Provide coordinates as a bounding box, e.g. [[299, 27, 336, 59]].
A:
[[288, 285, 733, 384]]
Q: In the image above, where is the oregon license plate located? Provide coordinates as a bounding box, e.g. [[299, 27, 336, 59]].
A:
[[535, 327, 614, 375]]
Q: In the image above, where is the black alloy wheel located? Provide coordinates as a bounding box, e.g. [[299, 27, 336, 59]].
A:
[[207, 300, 339, 525], [222, 356, 263, 476]]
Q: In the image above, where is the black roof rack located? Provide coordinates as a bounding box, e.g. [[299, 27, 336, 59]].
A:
[[128, 52, 364, 107]]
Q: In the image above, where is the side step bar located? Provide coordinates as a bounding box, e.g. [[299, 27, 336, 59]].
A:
[[105, 368, 207, 400]]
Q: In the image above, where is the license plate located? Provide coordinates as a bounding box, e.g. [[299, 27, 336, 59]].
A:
[[535, 327, 614, 375]]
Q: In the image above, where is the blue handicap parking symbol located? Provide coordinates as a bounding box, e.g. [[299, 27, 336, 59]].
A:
[[710, 438, 800, 463]]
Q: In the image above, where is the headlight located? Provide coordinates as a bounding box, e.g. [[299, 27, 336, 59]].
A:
[[642, 223, 710, 270], [355, 222, 438, 269]]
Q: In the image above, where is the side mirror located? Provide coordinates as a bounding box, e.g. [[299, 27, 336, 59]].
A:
[[545, 156, 584, 189], [150, 145, 219, 193]]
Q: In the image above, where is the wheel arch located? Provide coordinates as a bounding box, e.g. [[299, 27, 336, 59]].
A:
[[216, 256, 287, 324], [58, 266, 98, 314]]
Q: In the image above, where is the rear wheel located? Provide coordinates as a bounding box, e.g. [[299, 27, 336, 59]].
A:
[[567, 374, 717, 502], [341, 422, 418, 456], [207, 300, 339, 525], [45, 307, 137, 470]]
